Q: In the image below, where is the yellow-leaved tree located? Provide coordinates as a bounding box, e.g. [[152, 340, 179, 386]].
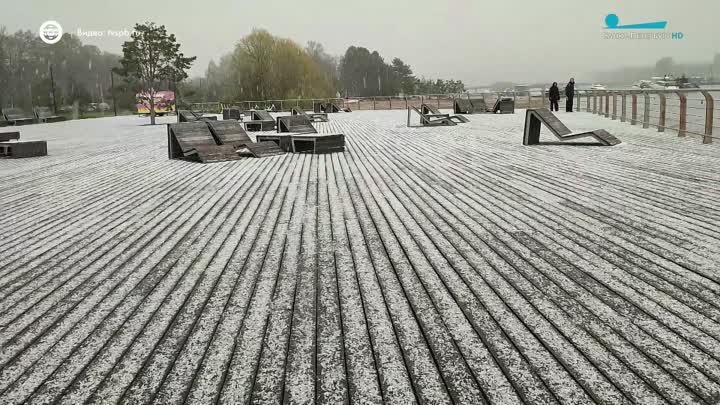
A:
[[232, 29, 335, 100]]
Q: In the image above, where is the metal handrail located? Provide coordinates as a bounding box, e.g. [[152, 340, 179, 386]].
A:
[[575, 88, 718, 144], [198, 87, 719, 145]]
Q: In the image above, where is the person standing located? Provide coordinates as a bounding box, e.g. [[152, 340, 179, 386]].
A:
[[565, 78, 575, 112], [549, 82, 560, 112]]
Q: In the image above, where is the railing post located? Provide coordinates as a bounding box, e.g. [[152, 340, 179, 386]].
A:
[[611, 92, 617, 120], [701, 91, 714, 144], [676, 92, 687, 137], [620, 92, 627, 122], [389, 97, 392, 109], [405, 97, 408, 109], [643, 92, 650, 129], [586, 91, 591, 112], [631, 93, 638, 125], [605, 91, 610, 117], [592, 91, 597, 114], [658, 93, 666, 132], [373, 97, 376, 110], [437, 96, 440, 110]]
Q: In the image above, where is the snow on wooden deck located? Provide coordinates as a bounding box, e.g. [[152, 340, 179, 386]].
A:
[[1, 110, 719, 404]]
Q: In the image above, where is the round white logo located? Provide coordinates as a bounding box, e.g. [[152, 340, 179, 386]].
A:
[[39, 21, 63, 44]]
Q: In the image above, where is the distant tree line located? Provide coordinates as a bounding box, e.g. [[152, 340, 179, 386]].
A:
[[0, 24, 468, 112], [185, 30, 466, 103], [0, 27, 140, 111]]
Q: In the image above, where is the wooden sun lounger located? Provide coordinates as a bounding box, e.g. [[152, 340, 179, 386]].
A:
[[206, 120, 253, 148], [454, 98, 489, 114], [277, 115, 317, 134], [244, 110, 276, 131], [420, 104, 469, 123], [222, 107, 243, 120], [407, 106, 468, 127], [490, 97, 515, 114], [242, 141, 286, 158], [257, 133, 345, 154], [523, 108, 621, 146], [167, 122, 243, 163], [291, 107, 328, 122], [34, 106, 66, 123], [178, 110, 218, 123], [2, 108, 35, 126]]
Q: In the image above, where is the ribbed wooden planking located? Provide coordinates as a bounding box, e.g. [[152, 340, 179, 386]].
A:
[[0, 111, 719, 404]]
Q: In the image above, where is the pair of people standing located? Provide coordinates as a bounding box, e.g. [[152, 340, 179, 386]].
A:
[[548, 78, 575, 112]]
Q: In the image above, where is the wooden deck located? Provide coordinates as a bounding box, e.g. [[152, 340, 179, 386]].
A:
[[1, 111, 719, 404]]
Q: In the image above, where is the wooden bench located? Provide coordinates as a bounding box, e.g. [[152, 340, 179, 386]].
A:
[[34, 106, 66, 123], [523, 108, 621, 146], [2, 108, 35, 126], [0, 131, 20, 142], [0, 141, 47, 158]]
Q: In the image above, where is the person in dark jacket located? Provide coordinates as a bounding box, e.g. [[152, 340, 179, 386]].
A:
[[565, 78, 575, 112], [549, 82, 560, 111]]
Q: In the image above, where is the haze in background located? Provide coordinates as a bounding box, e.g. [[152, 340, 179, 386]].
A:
[[5, 0, 719, 85]]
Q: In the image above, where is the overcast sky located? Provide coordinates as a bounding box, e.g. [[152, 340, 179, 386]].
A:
[[8, 0, 719, 85]]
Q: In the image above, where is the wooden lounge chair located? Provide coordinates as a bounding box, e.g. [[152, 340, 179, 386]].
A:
[[421, 104, 469, 123], [242, 141, 286, 158], [277, 115, 317, 134], [454, 98, 473, 114], [489, 97, 515, 114], [167, 122, 243, 163], [257, 133, 345, 154], [34, 106, 66, 123], [2, 108, 35, 126], [177, 109, 217, 123], [407, 106, 468, 127], [291, 107, 328, 122], [244, 110, 276, 131], [205, 120, 253, 148], [222, 107, 243, 120], [291, 134, 345, 154], [454, 98, 488, 114], [321, 102, 350, 113], [523, 108, 621, 146]]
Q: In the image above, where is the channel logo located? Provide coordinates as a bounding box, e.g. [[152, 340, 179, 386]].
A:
[[39, 21, 63, 44], [604, 14, 667, 30]]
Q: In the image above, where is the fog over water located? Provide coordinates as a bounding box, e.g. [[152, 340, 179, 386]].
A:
[[6, 0, 720, 85]]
